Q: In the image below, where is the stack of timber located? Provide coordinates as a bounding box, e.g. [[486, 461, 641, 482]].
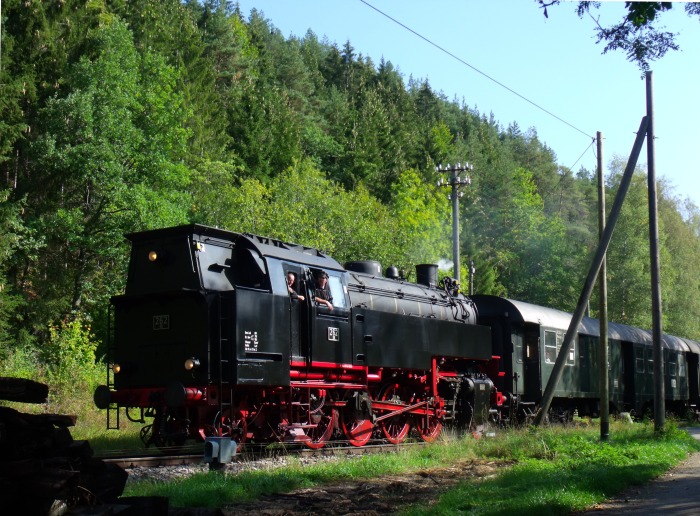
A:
[[0, 377, 128, 515]]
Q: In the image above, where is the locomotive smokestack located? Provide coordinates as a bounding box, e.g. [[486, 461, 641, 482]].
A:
[[415, 264, 438, 288]]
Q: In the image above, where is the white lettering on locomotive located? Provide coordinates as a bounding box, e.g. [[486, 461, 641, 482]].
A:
[[244, 330, 259, 352], [328, 327, 339, 342]]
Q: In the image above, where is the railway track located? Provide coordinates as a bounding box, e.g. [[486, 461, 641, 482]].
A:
[[98, 440, 425, 469]]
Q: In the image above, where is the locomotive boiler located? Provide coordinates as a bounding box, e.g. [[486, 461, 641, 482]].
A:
[[94, 224, 500, 448]]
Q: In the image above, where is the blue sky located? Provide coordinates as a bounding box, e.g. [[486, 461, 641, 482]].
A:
[[235, 1, 700, 209]]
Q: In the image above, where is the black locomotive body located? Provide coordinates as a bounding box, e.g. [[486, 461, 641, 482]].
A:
[[94, 224, 498, 448]]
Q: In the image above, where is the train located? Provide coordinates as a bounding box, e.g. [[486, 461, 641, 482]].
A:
[[473, 296, 700, 422], [93, 224, 700, 449]]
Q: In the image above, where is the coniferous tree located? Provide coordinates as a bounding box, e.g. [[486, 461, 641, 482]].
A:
[[25, 19, 191, 325]]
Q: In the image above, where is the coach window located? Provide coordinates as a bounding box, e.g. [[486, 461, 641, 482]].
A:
[[565, 334, 575, 365], [544, 331, 575, 366], [635, 347, 645, 373], [678, 353, 686, 377], [558, 332, 575, 366], [513, 332, 524, 364], [544, 330, 557, 364], [667, 352, 677, 377]]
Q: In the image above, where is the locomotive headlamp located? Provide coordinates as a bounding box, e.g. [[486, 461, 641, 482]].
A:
[[184, 357, 201, 371], [148, 250, 158, 262], [111, 363, 122, 374]]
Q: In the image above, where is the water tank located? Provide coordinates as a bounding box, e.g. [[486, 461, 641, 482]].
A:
[[344, 260, 382, 275]]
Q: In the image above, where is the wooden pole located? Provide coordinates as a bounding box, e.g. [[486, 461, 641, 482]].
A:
[[646, 71, 665, 432], [534, 117, 648, 426], [597, 131, 610, 441]]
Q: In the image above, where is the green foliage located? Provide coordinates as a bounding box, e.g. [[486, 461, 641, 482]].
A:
[[269, 161, 396, 264], [391, 169, 451, 267], [661, 191, 700, 339], [23, 17, 191, 328], [0, 313, 103, 418], [0, 344, 43, 382], [0, 0, 699, 372], [544, 1, 696, 72], [43, 316, 98, 373], [193, 159, 402, 268], [605, 164, 656, 328], [42, 314, 103, 413]]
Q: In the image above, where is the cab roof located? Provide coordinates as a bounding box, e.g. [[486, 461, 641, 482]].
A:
[[127, 224, 343, 271]]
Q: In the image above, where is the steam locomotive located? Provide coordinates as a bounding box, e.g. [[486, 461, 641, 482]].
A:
[[94, 224, 499, 448], [94, 224, 700, 449]]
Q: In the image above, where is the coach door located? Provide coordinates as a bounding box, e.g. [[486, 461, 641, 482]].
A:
[[522, 325, 541, 400], [511, 329, 526, 398], [687, 351, 700, 404], [308, 269, 352, 365]]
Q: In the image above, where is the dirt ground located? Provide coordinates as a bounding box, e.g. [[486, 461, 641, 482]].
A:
[[578, 452, 700, 515], [170, 459, 511, 516]]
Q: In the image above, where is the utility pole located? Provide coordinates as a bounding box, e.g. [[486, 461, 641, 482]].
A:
[[533, 117, 649, 426], [437, 163, 472, 285], [646, 71, 665, 433], [597, 131, 610, 441]]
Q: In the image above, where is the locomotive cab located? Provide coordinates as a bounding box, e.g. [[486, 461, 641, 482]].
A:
[[107, 225, 292, 393], [96, 225, 354, 446]]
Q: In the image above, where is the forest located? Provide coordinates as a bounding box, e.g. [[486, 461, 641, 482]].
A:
[[1, 1, 700, 396]]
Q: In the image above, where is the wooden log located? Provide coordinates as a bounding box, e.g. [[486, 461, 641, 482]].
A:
[[0, 377, 48, 403]]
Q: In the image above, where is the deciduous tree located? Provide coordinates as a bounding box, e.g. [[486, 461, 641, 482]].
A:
[[539, 1, 700, 72]]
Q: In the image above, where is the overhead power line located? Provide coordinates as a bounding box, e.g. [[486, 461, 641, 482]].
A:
[[570, 139, 596, 171], [359, 0, 594, 141]]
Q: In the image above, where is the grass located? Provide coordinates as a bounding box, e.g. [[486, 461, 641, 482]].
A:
[[405, 422, 700, 515], [121, 420, 700, 514], [0, 397, 148, 454], [74, 421, 145, 454], [123, 447, 438, 505]]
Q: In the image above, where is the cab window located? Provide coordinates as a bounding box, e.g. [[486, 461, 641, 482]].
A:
[[327, 274, 347, 309]]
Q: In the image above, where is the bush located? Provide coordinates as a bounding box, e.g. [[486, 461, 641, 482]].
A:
[[42, 315, 104, 415], [0, 344, 45, 382]]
